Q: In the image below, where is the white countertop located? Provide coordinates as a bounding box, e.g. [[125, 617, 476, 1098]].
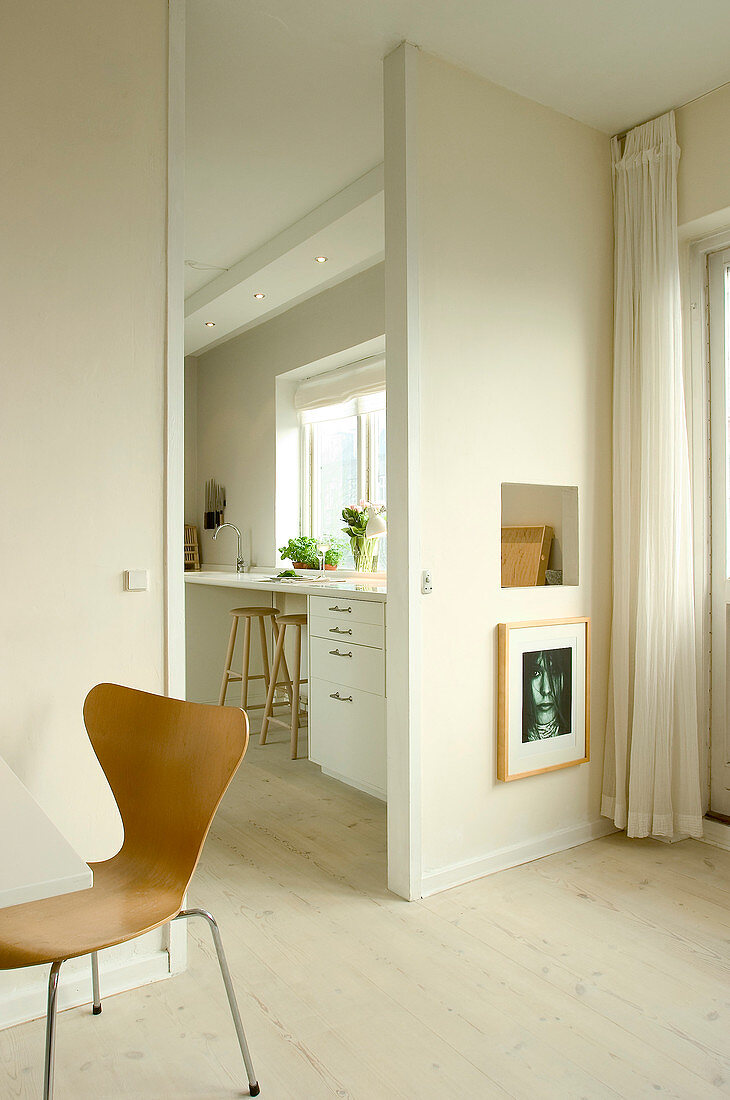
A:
[[184, 569, 387, 602], [0, 756, 93, 910]]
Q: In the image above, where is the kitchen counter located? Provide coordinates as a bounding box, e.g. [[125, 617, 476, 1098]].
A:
[[184, 568, 388, 799], [184, 569, 387, 602]]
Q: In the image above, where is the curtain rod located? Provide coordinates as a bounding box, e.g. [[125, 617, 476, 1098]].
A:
[[612, 77, 730, 142]]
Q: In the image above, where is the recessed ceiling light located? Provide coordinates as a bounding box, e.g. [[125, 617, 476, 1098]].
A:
[[315, 256, 328, 263], [205, 321, 216, 327], [253, 291, 266, 299]]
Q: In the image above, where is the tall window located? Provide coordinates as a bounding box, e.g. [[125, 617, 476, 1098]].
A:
[[708, 246, 730, 815], [301, 391, 386, 569]]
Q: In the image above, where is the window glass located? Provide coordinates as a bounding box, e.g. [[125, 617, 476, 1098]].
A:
[[725, 265, 730, 575], [313, 415, 358, 567], [371, 407, 387, 571], [371, 407, 386, 504], [302, 393, 386, 571]]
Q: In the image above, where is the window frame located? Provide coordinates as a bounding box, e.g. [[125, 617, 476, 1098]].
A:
[[300, 401, 385, 540]]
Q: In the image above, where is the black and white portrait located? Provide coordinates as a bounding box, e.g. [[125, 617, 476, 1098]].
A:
[[521, 647, 572, 743], [499, 619, 588, 781]]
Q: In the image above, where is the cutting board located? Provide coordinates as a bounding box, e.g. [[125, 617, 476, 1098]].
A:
[[501, 525, 553, 587]]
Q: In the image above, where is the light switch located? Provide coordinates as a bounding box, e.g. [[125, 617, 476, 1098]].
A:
[[124, 569, 149, 591], [421, 570, 433, 594]]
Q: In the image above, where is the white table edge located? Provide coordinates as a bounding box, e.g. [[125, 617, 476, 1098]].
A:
[[0, 755, 94, 910], [0, 868, 93, 911]]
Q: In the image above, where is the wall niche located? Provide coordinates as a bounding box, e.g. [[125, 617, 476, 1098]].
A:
[[501, 483, 579, 587]]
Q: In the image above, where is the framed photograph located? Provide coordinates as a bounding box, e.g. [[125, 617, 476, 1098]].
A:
[[497, 618, 590, 781]]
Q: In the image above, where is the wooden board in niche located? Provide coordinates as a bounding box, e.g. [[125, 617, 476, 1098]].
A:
[[501, 525, 553, 587]]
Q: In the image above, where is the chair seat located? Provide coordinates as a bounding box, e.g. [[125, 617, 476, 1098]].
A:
[[274, 613, 307, 625], [0, 854, 183, 970]]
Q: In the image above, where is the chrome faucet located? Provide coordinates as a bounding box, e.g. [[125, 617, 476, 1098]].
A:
[[213, 523, 247, 573]]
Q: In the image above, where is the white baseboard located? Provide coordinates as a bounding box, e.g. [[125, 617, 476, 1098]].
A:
[[0, 945, 172, 1032], [700, 817, 730, 852], [420, 817, 618, 898], [165, 913, 189, 974], [320, 766, 386, 802]]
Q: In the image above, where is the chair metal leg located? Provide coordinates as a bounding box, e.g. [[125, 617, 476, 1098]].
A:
[[174, 908, 259, 1096], [43, 960, 62, 1100], [91, 951, 102, 1014]]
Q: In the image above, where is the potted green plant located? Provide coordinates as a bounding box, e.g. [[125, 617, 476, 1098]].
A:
[[278, 535, 319, 569]]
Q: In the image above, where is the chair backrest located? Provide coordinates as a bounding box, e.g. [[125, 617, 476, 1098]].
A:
[[83, 684, 248, 898]]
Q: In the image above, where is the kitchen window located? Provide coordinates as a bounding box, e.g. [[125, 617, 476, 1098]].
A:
[[299, 390, 386, 570]]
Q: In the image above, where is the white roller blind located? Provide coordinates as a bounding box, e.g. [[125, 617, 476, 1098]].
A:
[[295, 355, 385, 423]]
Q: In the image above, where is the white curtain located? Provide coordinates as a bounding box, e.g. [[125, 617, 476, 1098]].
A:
[[602, 111, 703, 839]]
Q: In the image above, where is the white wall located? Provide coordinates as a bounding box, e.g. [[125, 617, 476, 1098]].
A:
[[386, 49, 615, 894], [193, 264, 384, 568], [0, 0, 170, 1023], [676, 83, 730, 232], [185, 356, 199, 524], [382, 43, 425, 898]]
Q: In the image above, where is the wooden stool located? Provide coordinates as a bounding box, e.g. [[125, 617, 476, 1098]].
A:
[[219, 606, 292, 712], [260, 613, 308, 759]]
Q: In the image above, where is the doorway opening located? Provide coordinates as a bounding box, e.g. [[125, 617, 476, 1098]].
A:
[[175, 5, 397, 897]]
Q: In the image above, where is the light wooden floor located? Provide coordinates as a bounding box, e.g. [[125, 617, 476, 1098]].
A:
[[1, 733, 729, 1099]]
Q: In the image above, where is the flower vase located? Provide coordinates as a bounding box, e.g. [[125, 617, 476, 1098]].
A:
[[352, 536, 377, 572]]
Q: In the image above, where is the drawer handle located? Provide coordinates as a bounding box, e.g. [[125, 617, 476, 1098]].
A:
[[329, 605, 352, 613], [329, 626, 352, 635], [329, 649, 353, 658], [329, 692, 353, 703]]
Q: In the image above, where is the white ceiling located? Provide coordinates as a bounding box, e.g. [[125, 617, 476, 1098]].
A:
[[185, 189, 384, 354], [185, 0, 730, 336]]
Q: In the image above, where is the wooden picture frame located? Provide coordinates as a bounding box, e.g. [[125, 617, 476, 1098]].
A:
[[497, 617, 590, 781]]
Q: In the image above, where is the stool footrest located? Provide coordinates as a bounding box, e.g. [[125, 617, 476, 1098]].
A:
[[242, 701, 289, 711], [265, 715, 308, 732]]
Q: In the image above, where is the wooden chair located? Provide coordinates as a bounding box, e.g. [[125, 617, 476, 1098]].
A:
[[0, 684, 260, 1099]]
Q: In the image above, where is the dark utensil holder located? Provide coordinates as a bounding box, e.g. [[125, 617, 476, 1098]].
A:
[[204, 510, 224, 530]]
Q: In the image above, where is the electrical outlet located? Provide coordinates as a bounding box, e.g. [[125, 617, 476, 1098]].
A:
[[421, 570, 433, 594]]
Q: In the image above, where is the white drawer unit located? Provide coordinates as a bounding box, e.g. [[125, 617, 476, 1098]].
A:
[[307, 594, 387, 800], [310, 636, 385, 695], [309, 595, 384, 627], [309, 614, 384, 650], [309, 678, 386, 798]]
